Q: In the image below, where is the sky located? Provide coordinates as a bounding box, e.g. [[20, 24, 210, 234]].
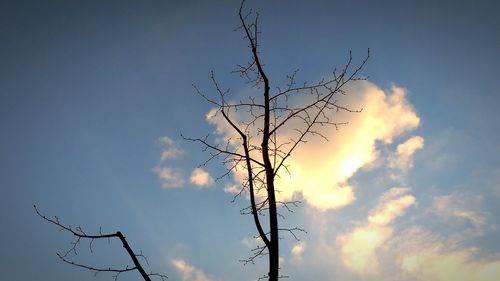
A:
[[1, 0, 499, 280]]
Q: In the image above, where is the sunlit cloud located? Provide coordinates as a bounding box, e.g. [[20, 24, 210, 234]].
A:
[[368, 187, 417, 226], [223, 184, 240, 194], [241, 236, 264, 250], [153, 166, 184, 188], [207, 80, 421, 211], [190, 168, 214, 187], [388, 135, 424, 178], [337, 225, 393, 274], [401, 249, 500, 281], [390, 227, 500, 281], [171, 259, 214, 281], [275, 83, 421, 211], [291, 241, 306, 260], [337, 187, 416, 274], [158, 136, 184, 161], [154, 136, 187, 188]]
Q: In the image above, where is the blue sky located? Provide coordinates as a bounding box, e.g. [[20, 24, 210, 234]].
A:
[[1, 0, 499, 280]]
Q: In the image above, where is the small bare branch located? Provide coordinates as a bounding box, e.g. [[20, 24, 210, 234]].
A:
[[34, 205, 167, 281]]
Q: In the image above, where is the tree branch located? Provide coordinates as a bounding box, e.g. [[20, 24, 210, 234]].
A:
[[34, 205, 167, 281]]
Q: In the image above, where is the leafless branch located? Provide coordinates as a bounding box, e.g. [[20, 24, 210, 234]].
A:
[[34, 205, 167, 281]]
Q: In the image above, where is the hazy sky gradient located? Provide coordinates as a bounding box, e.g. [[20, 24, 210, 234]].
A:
[[1, 0, 499, 280]]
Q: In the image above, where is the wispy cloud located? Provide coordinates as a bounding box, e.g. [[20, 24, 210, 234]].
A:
[[159, 136, 184, 160], [389, 227, 500, 281], [433, 194, 486, 227], [171, 259, 214, 281], [368, 187, 417, 226], [223, 184, 240, 194], [190, 168, 214, 187], [337, 187, 416, 274], [154, 136, 186, 188], [401, 249, 500, 281], [153, 166, 184, 188], [388, 135, 424, 180], [241, 236, 262, 249]]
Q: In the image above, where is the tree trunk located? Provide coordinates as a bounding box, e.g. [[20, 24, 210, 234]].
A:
[[267, 176, 279, 281]]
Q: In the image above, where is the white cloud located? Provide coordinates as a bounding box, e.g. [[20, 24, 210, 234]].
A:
[[390, 227, 500, 281], [154, 136, 187, 189], [337, 187, 416, 274], [368, 187, 417, 226], [291, 241, 306, 260], [190, 168, 214, 187], [338, 225, 393, 274], [153, 166, 184, 188], [159, 136, 184, 161], [223, 184, 241, 194], [400, 248, 500, 281], [171, 259, 214, 281], [388, 135, 424, 172], [241, 236, 263, 250], [207, 80, 421, 211]]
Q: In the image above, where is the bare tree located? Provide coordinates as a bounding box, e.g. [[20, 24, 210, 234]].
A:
[[185, 1, 369, 280]]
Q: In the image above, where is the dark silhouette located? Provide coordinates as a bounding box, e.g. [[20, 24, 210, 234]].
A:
[[34, 205, 167, 281], [185, 1, 368, 280]]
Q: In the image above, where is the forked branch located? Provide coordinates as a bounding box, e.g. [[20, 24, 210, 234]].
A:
[[34, 205, 167, 281]]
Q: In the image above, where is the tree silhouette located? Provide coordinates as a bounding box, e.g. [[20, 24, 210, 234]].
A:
[[34, 205, 167, 281], [37, 1, 368, 280], [185, 1, 368, 280]]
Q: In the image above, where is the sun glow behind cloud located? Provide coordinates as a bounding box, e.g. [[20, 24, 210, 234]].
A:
[[291, 241, 306, 260], [209, 80, 420, 211]]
